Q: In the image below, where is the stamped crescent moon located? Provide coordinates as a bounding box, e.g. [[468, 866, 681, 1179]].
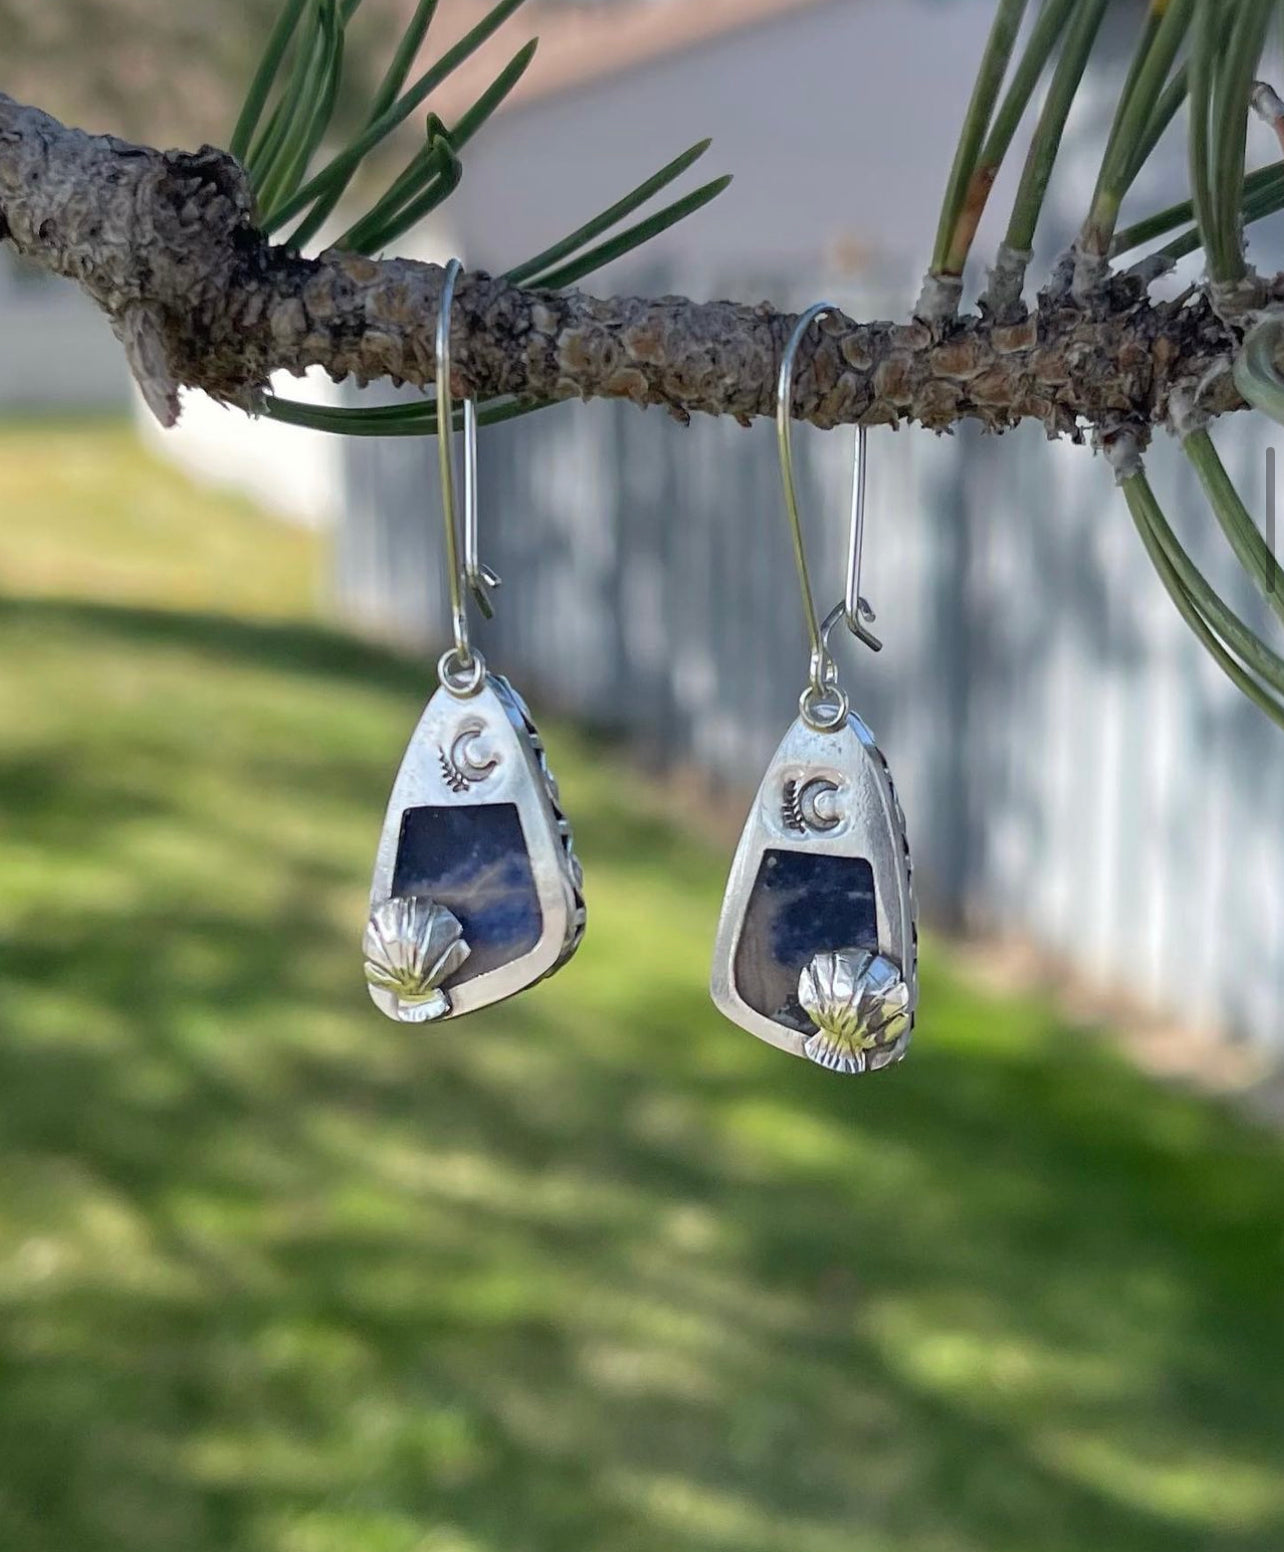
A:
[[452, 725, 499, 781], [438, 721, 500, 792], [783, 776, 842, 834]]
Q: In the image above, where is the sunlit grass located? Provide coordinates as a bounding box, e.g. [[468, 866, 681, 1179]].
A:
[[0, 421, 319, 617], [0, 422, 1282, 1551]]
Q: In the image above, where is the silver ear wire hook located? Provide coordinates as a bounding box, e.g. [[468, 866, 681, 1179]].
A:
[[777, 302, 882, 730], [461, 396, 502, 619], [843, 422, 881, 648], [436, 259, 501, 694]]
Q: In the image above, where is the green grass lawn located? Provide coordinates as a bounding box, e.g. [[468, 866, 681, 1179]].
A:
[[1, 422, 1283, 1552]]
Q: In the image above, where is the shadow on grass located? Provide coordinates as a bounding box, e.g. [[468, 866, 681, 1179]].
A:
[[0, 597, 1282, 1552]]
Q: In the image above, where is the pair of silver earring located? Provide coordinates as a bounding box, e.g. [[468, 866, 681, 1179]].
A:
[[362, 280, 916, 1074]]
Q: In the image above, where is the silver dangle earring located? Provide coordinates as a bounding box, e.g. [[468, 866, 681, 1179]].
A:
[[363, 260, 586, 1022], [710, 302, 917, 1074]]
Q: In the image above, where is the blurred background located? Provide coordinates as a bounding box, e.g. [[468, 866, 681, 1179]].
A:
[[3, 2, 1284, 1549]]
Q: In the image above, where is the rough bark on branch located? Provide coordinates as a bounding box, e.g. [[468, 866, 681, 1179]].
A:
[[0, 92, 1268, 438]]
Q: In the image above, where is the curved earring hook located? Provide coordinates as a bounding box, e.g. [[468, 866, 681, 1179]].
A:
[[837, 420, 881, 652], [777, 303, 882, 726], [436, 259, 501, 694]]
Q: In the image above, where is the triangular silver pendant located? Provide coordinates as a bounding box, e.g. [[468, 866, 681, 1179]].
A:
[[710, 708, 917, 1073], [364, 673, 585, 1022]]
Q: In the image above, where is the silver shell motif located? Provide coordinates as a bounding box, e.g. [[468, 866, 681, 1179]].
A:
[[363, 895, 471, 1022], [797, 948, 912, 1075]]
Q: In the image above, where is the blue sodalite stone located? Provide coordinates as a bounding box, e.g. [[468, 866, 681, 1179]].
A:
[[733, 849, 878, 1033], [392, 803, 543, 984]]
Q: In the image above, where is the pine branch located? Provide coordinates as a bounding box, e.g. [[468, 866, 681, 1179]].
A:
[[0, 91, 1271, 439]]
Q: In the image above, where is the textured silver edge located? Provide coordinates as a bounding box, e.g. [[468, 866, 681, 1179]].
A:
[[368, 672, 586, 1020], [490, 672, 587, 973], [709, 709, 918, 1062]]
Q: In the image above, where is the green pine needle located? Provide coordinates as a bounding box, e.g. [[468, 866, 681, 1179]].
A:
[[274, 0, 530, 244], [929, 0, 1030, 276], [519, 175, 731, 293], [504, 138, 712, 287], [261, 393, 551, 435], [1124, 466, 1284, 730], [230, 0, 311, 164]]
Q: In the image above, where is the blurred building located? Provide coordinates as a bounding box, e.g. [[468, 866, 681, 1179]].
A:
[[0, 248, 129, 412]]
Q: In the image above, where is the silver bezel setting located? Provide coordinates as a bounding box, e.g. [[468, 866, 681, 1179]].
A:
[[710, 707, 917, 1064], [367, 671, 585, 1021]]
